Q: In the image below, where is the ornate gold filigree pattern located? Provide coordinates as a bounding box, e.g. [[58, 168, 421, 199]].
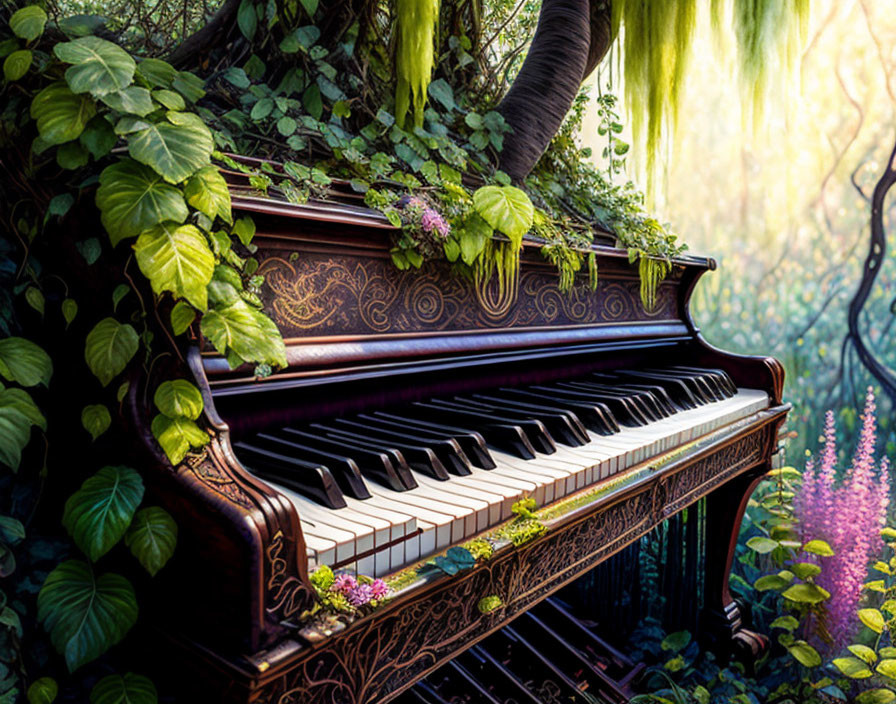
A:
[[257, 253, 678, 338]]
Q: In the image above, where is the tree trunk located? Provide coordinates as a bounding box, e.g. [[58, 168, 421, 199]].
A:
[[496, 0, 611, 182]]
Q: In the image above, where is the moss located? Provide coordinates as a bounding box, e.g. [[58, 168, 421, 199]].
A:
[[394, 0, 439, 129], [463, 538, 495, 561], [477, 595, 504, 614]]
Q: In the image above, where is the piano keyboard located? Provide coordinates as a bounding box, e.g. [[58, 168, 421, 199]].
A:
[[234, 367, 769, 577]]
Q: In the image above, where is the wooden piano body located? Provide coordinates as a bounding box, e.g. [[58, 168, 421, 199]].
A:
[[132, 189, 789, 703]]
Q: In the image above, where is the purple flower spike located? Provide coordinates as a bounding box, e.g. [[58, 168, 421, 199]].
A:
[[332, 574, 357, 594], [347, 584, 373, 607]]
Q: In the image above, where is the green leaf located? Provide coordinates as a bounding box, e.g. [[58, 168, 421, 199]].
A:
[[63, 465, 144, 561], [746, 536, 779, 554], [96, 159, 188, 246], [10, 6, 47, 41], [116, 381, 130, 403], [80, 116, 117, 159], [782, 582, 830, 604], [90, 672, 157, 704], [30, 82, 96, 146], [232, 217, 255, 246], [0, 387, 38, 470], [169, 301, 195, 335], [660, 630, 691, 652], [184, 166, 231, 223], [57, 142, 89, 170], [136, 58, 176, 87], [25, 287, 44, 315], [788, 641, 821, 668], [151, 414, 209, 464], [754, 573, 792, 591], [133, 223, 215, 310], [859, 608, 886, 634], [62, 298, 78, 328], [832, 657, 873, 679], [0, 516, 25, 545], [856, 690, 896, 704], [201, 299, 287, 368], [849, 644, 878, 665], [4, 49, 32, 81], [791, 562, 822, 580], [803, 539, 834, 556], [171, 72, 205, 103], [882, 647, 896, 659], [880, 661, 896, 681], [770, 615, 799, 630], [294, 25, 320, 49], [428, 78, 455, 111], [81, 404, 111, 441], [277, 115, 297, 136], [27, 677, 57, 704], [84, 318, 139, 386], [0, 337, 52, 387], [77, 238, 103, 265], [237, 0, 257, 40], [111, 284, 130, 311], [299, 0, 318, 16], [127, 112, 214, 184], [124, 507, 177, 577], [302, 84, 322, 120], [37, 560, 137, 672], [250, 97, 273, 120], [100, 87, 154, 116], [151, 88, 184, 111], [153, 379, 203, 420], [472, 185, 533, 245], [54, 37, 135, 97], [47, 193, 75, 220], [459, 213, 492, 265]]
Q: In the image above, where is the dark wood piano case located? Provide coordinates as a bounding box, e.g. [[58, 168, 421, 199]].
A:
[[130, 192, 788, 703]]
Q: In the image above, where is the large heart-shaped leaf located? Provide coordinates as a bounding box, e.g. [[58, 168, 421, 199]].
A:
[[150, 414, 209, 465], [153, 379, 203, 420], [10, 6, 47, 41], [81, 404, 111, 441], [100, 86, 154, 116], [136, 58, 176, 88], [90, 673, 157, 704], [201, 299, 287, 368], [133, 223, 214, 310], [54, 37, 135, 97], [96, 160, 188, 246], [184, 166, 232, 223], [30, 82, 96, 146], [0, 384, 46, 471], [37, 560, 137, 672], [84, 318, 139, 386], [124, 507, 177, 576], [63, 466, 144, 561], [472, 185, 534, 245], [0, 337, 52, 387], [127, 112, 213, 184]]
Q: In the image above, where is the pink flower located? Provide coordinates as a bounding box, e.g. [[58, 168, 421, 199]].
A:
[[421, 208, 450, 238], [370, 579, 389, 600], [331, 574, 357, 594]]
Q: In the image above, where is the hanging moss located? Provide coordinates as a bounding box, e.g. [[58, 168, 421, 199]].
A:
[[473, 238, 520, 317], [613, 0, 808, 187], [638, 255, 671, 311], [394, 0, 440, 129]]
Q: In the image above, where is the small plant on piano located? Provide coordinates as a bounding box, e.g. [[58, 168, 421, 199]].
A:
[[495, 497, 547, 547], [304, 565, 391, 623]]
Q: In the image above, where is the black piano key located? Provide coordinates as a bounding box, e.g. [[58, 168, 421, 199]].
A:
[[333, 418, 472, 476], [668, 366, 735, 399], [363, 412, 497, 470], [612, 370, 700, 409], [410, 401, 538, 459], [311, 423, 451, 481], [593, 374, 679, 414], [569, 381, 662, 422], [461, 394, 589, 447], [534, 384, 646, 427], [233, 442, 346, 509], [640, 369, 714, 404], [252, 433, 371, 500], [426, 398, 557, 455], [276, 427, 415, 492], [580, 379, 669, 421], [655, 367, 722, 401], [498, 388, 621, 435]]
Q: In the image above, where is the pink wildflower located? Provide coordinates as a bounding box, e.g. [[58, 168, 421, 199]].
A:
[[421, 208, 450, 238], [331, 574, 357, 594], [369, 579, 389, 600]]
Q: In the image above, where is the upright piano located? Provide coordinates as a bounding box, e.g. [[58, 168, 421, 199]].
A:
[[132, 174, 789, 703]]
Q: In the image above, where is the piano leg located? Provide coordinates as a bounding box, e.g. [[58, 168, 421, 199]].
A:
[[700, 462, 770, 667]]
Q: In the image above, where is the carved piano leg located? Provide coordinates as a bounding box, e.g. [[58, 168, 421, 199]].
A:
[[700, 462, 771, 666]]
